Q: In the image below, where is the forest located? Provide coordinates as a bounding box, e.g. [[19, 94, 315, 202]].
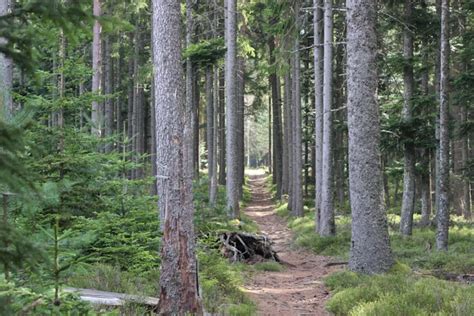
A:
[[0, 0, 473, 315]]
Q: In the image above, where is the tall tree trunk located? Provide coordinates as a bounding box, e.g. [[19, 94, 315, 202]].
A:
[[436, 0, 450, 251], [218, 70, 226, 185], [91, 0, 102, 136], [206, 65, 215, 201], [127, 32, 134, 167], [269, 36, 283, 199], [400, 0, 416, 236], [284, 71, 293, 210], [268, 98, 272, 173], [346, 0, 393, 274], [291, 1, 303, 217], [460, 104, 471, 220], [193, 71, 200, 178], [237, 57, 246, 198], [0, 0, 12, 119], [225, 0, 240, 218], [185, 0, 196, 181], [320, 0, 335, 236], [104, 36, 114, 153], [152, 1, 202, 313], [281, 76, 289, 196], [210, 66, 219, 206], [314, 0, 324, 231]]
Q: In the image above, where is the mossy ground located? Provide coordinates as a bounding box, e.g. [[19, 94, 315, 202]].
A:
[[268, 175, 474, 315]]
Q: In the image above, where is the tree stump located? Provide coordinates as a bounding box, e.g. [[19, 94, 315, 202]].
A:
[[219, 232, 280, 263]]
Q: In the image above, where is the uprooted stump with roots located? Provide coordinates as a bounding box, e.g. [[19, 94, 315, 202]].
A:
[[219, 232, 280, 263]]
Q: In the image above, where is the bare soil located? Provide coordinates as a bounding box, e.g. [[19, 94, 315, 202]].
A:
[[242, 172, 337, 316]]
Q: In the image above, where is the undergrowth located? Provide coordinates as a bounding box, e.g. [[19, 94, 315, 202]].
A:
[[325, 265, 474, 316], [268, 175, 474, 315]]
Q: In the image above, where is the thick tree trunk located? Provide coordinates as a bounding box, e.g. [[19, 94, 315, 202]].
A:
[[314, 0, 324, 231], [400, 0, 417, 236], [225, 0, 240, 218], [320, 0, 335, 236], [291, 1, 303, 217], [436, 0, 450, 251], [91, 0, 102, 136], [152, 1, 202, 313], [0, 0, 13, 119], [346, 0, 394, 274]]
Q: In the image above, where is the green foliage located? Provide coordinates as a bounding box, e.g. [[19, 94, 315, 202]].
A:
[[0, 277, 92, 315], [254, 261, 284, 272], [182, 38, 226, 65], [67, 263, 159, 297], [325, 270, 474, 316]]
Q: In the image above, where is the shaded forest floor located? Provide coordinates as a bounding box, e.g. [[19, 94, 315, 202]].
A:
[[242, 172, 338, 315]]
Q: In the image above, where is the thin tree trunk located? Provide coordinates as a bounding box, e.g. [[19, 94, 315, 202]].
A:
[[461, 105, 471, 220], [91, 0, 102, 136], [0, 0, 13, 118], [210, 66, 219, 206], [347, 0, 394, 274], [436, 0, 450, 251], [269, 36, 283, 198], [218, 70, 226, 185], [225, 0, 240, 218], [400, 0, 416, 236], [104, 35, 114, 153], [284, 71, 293, 208], [237, 57, 246, 198], [314, 0, 324, 231], [152, 0, 202, 313], [206, 65, 215, 200], [320, 0, 335, 236], [291, 0, 303, 217]]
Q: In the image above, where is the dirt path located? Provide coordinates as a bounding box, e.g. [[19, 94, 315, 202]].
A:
[[243, 173, 336, 316]]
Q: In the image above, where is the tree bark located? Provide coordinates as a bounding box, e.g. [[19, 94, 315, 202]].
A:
[[320, 0, 335, 236], [91, 0, 102, 136], [291, 1, 303, 217], [0, 0, 13, 119], [436, 0, 450, 251], [269, 37, 283, 199], [225, 0, 240, 218], [104, 35, 114, 153], [237, 57, 246, 198], [152, 0, 202, 313], [346, 0, 394, 274], [210, 66, 219, 206], [218, 70, 226, 185], [206, 65, 215, 202], [185, 0, 196, 182], [314, 0, 324, 231], [284, 71, 293, 210], [400, 0, 417, 236]]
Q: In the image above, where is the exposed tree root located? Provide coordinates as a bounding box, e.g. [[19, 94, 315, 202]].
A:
[[219, 232, 280, 263]]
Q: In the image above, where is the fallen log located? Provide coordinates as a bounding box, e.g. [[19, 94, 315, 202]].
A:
[[219, 232, 280, 263], [63, 287, 159, 307]]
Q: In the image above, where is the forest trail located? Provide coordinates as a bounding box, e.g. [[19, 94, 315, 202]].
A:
[[242, 171, 337, 316]]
